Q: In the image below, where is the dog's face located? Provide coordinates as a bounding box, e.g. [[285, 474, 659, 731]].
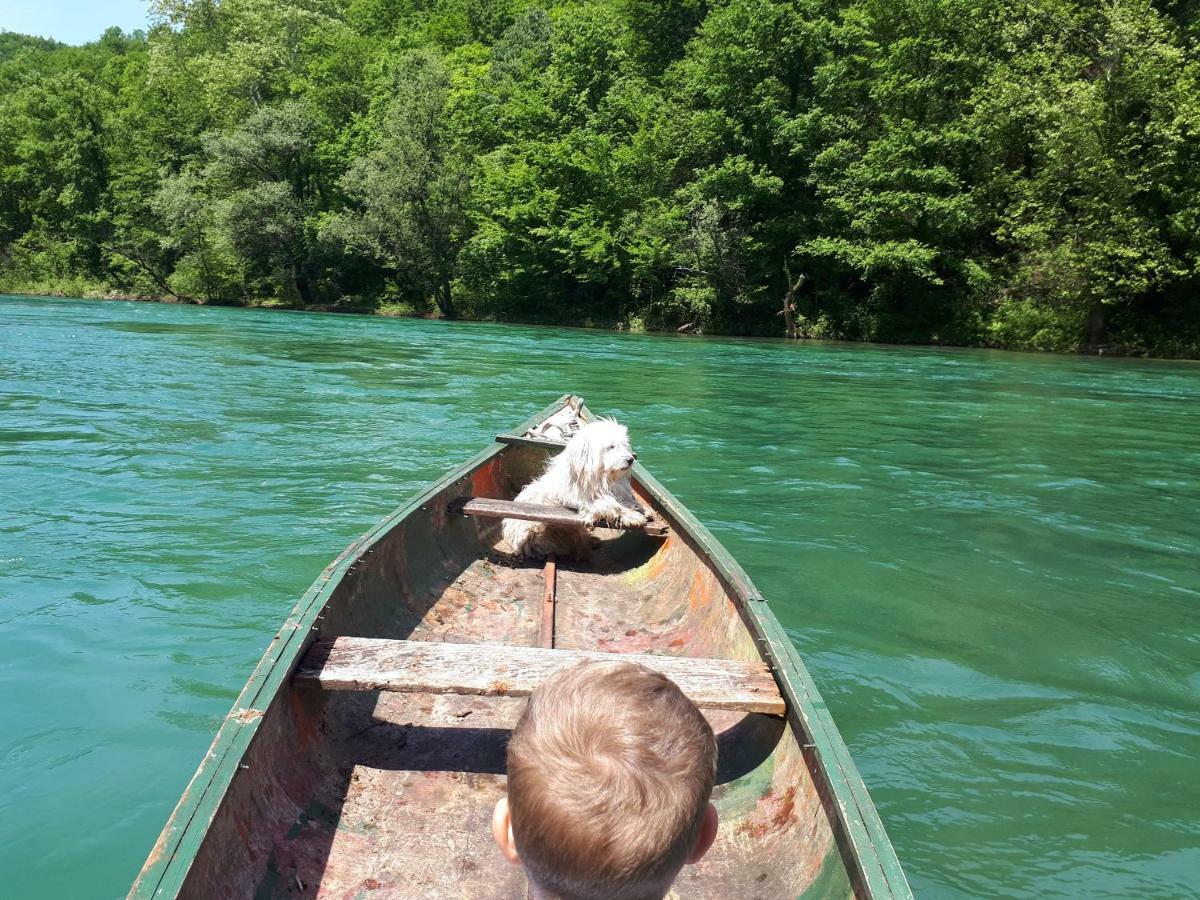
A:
[[571, 419, 637, 479]]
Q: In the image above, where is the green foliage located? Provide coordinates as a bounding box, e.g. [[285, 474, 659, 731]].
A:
[[0, 32, 63, 62], [322, 50, 468, 317], [1, 0, 1199, 354], [153, 101, 328, 303]]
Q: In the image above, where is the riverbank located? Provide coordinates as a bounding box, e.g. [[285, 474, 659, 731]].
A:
[[4, 284, 1198, 359], [1, 284, 394, 316]]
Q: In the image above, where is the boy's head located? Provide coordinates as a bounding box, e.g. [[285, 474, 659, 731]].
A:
[[493, 660, 718, 900]]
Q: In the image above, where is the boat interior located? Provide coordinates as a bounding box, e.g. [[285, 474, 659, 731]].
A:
[[165, 413, 858, 899]]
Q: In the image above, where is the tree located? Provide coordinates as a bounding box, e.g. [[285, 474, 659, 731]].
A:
[[324, 51, 468, 317], [155, 101, 326, 304], [976, 0, 1200, 350], [1, 0, 1199, 354]]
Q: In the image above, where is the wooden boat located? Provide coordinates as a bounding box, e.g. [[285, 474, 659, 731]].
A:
[[131, 395, 911, 899]]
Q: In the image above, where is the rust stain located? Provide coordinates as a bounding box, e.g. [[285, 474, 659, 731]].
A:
[[471, 461, 500, 499], [738, 818, 771, 840], [363, 877, 381, 890], [638, 534, 673, 582], [140, 817, 173, 870], [232, 707, 264, 724], [736, 785, 799, 841], [491, 680, 511, 695], [772, 787, 798, 830], [687, 568, 715, 614], [289, 689, 320, 750]]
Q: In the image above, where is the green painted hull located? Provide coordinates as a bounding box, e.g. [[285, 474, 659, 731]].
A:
[[130, 395, 911, 899]]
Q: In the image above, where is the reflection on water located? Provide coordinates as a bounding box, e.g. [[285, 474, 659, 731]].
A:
[[1, 296, 1198, 897]]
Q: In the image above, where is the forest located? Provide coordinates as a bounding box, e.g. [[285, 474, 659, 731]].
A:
[[1, 0, 1198, 354]]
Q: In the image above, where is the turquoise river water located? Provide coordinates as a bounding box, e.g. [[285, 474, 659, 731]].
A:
[[1, 296, 1197, 898]]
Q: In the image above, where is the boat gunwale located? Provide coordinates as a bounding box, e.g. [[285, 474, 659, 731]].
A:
[[130, 393, 912, 900]]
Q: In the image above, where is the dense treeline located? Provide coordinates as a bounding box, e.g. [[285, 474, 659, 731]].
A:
[[1, 0, 1199, 354]]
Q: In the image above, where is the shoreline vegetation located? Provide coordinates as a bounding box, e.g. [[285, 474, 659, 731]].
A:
[[2, 0, 1200, 358], [0, 284, 652, 333], [8, 285, 1198, 359]]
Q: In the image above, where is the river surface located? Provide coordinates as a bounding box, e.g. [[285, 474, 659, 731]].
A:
[[1, 295, 1197, 898]]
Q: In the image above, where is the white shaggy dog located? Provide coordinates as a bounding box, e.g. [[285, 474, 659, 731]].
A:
[[504, 418, 647, 559]]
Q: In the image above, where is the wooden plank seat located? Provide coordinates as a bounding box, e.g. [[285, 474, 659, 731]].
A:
[[449, 496, 670, 536], [294, 638, 786, 716]]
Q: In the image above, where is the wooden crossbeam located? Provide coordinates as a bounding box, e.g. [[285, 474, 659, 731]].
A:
[[449, 496, 669, 537], [540, 554, 557, 649], [294, 638, 785, 716]]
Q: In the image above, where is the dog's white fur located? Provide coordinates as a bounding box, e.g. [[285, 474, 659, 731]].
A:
[[504, 418, 647, 559]]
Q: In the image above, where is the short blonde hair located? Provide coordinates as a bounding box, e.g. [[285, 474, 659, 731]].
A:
[[506, 660, 717, 900]]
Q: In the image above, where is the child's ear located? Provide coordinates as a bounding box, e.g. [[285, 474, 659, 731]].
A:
[[492, 797, 522, 866], [686, 803, 719, 865]]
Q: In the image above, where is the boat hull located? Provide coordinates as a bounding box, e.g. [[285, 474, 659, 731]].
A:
[[131, 396, 910, 899]]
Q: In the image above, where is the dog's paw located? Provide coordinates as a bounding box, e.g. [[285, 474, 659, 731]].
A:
[[618, 507, 648, 528], [579, 504, 619, 527]]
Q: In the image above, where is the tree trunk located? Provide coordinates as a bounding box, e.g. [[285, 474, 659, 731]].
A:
[[782, 297, 797, 339], [437, 280, 456, 319], [782, 260, 805, 340], [1086, 304, 1107, 352], [87, 238, 180, 300], [293, 263, 315, 307]]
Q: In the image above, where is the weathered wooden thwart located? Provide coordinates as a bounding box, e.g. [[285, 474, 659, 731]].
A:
[[295, 637, 787, 715], [130, 394, 912, 900], [449, 494, 671, 536]]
